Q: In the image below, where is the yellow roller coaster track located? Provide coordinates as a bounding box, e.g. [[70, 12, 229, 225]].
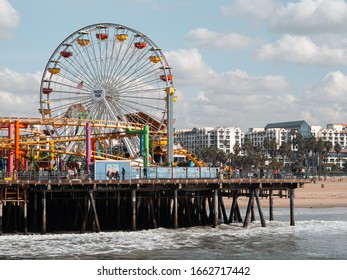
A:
[[0, 117, 149, 131], [154, 148, 206, 167]]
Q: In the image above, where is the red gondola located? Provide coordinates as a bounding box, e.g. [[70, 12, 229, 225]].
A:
[[60, 51, 72, 58], [134, 42, 147, 49], [160, 74, 173, 82], [42, 88, 53, 94], [96, 33, 108, 40]]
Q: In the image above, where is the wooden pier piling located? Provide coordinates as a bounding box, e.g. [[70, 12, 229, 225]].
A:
[[88, 190, 100, 232], [131, 189, 136, 231], [269, 189, 274, 221], [243, 188, 255, 228], [0, 202, 3, 235], [173, 189, 178, 229], [254, 189, 266, 227], [41, 191, 46, 234], [116, 191, 121, 229], [290, 187, 295, 226], [80, 195, 89, 234], [213, 189, 218, 228], [23, 202, 28, 235], [218, 196, 228, 224]]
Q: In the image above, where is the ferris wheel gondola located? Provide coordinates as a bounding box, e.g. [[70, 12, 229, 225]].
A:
[[39, 23, 174, 160]]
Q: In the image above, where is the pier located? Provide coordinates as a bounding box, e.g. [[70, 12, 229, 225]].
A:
[[0, 172, 310, 234]]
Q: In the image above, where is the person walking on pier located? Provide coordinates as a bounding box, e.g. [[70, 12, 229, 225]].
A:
[[143, 167, 147, 179], [115, 170, 120, 180], [122, 167, 125, 180]]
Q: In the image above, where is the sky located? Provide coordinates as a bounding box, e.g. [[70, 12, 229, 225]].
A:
[[1, 0, 347, 131]]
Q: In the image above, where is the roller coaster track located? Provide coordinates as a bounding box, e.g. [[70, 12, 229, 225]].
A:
[[0, 117, 147, 131], [173, 148, 206, 167], [0, 117, 205, 167], [154, 148, 206, 167], [0, 117, 148, 161]]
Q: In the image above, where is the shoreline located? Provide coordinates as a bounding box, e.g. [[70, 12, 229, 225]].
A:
[[223, 179, 347, 209]]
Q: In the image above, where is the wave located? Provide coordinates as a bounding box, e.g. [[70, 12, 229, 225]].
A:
[[1, 218, 347, 259]]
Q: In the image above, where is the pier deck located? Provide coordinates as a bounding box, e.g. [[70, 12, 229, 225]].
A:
[[0, 177, 311, 234]]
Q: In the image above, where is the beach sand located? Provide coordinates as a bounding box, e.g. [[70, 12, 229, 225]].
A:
[[223, 178, 347, 209]]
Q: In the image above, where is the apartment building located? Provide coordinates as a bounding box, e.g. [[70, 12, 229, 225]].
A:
[[175, 127, 243, 154], [319, 124, 347, 149], [244, 120, 311, 151], [318, 124, 347, 168], [175, 121, 347, 169]]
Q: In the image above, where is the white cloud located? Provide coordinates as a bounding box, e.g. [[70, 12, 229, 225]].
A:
[[222, 0, 347, 35], [270, 0, 347, 34], [165, 48, 293, 130], [215, 70, 289, 95], [221, 0, 279, 21], [305, 71, 347, 103], [0, 68, 41, 117], [186, 28, 262, 50], [165, 48, 216, 85], [166, 48, 347, 130], [303, 71, 347, 124], [0, 0, 20, 39], [255, 35, 347, 66]]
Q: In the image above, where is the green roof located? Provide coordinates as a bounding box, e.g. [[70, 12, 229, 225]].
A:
[[265, 120, 308, 129], [265, 120, 311, 138]]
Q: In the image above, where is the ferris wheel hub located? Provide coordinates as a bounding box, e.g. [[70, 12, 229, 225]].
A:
[[92, 87, 105, 100]]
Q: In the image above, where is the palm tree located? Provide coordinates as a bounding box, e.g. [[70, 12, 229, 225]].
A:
[[315, 138, 325, 175], [290, 130, 305, 169], [279, 142, 292, 168], [242, 139, 254, 157], [334, 143, 342, 169], [307, 136, 317, 170], [323, 141, 333, 169], [233, 143, 241, 156], [241, 140, 254, 171]]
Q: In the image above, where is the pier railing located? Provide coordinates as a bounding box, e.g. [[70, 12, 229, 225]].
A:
[[0, 167, 311, 182]]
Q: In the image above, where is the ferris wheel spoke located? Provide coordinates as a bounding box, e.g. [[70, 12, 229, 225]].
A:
[[59, 50, 97, 88], [115, 75, 160, 94], [113, 61, 161, 91], [69, 41, 100, 84], [115, 97, 165, 115], [83, 32, 102, 83], [75, 33, 102, 85], [111, 46, 150, 83], [108, 35, 138, 87], [104, 31, 127, 83], [50, 69, 94, 94]]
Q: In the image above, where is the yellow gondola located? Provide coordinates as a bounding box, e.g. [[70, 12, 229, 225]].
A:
[[77, 39, 90, 46], [116, 34, 128, 41], [48, 68, 60, 74], [38, 109, 51, 115], [149, 56, 160, 63]]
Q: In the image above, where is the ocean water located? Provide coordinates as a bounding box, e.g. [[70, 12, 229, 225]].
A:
[[0, 207, 346, 260]]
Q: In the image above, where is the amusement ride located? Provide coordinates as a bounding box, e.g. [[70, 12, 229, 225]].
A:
[[0, 23, 205, 175]]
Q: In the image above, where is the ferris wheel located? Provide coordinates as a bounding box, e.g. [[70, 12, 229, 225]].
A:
[[39, 23, 174, 159]]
